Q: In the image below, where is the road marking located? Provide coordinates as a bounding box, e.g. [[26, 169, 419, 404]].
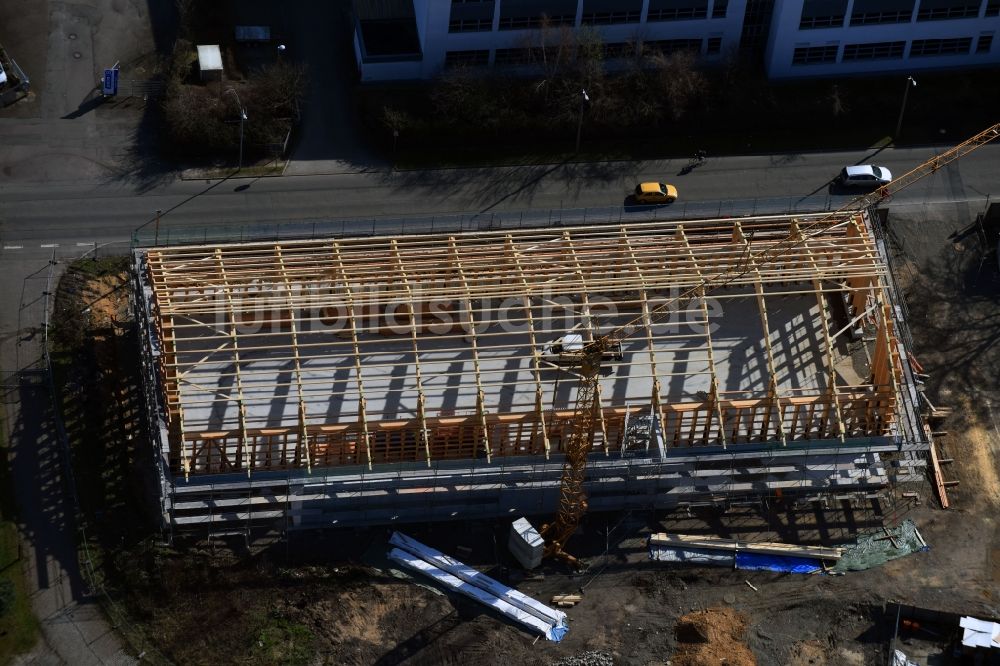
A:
[[3, 245, 23, 250], [40, 243, 58, 248], [77, 242, 95, 247]]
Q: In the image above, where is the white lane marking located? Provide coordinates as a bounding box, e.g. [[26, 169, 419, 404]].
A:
[[77, 242, 95, 247], [40, 243, 58, 248], [3, 245, 23, 250]]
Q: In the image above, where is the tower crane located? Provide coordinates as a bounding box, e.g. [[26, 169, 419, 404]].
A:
[[539, 123, 1000, 566]]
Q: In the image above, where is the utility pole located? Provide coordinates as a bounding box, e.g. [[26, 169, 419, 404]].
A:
[[575, 89, 590, 154], [894, 76, 916, 141], [225, 88, 248, 171]]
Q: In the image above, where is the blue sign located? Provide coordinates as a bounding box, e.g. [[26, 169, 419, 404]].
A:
[[102, 67, 119, 96]]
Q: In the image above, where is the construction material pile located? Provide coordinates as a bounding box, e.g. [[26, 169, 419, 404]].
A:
[[672, 608, 756, 666]]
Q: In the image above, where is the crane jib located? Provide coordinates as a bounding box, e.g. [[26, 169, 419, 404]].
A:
[[541, 122, 1000, 567]]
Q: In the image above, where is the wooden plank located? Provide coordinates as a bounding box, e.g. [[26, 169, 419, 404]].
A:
[[927, 429, 950, 509], [649, 533, 844, 560]]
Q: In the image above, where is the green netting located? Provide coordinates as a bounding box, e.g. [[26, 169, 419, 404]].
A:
[[832, 519, 928, 572]]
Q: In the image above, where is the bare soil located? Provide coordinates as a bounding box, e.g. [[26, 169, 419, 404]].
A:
[[672, 608, 755, 666]]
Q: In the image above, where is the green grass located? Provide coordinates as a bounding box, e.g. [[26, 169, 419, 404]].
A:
[[0, 413, 39, 663], [249, 615, 316, 666], [179, 162, 287, 181]]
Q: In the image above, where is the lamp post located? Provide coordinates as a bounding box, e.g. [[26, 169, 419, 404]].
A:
[[894, 76, 916, 141], [225, 88, 248, 171], [575, 88, 590, 154]]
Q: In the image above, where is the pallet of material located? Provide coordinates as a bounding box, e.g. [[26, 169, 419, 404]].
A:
[[648, 533, 843, 561]]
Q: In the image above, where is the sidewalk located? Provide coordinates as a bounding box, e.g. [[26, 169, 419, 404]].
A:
[[0, 0, 155, 661]]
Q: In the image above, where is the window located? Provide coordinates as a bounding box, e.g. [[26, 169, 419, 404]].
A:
[[444, 50, 490, 68], [582, 9, 641, 23], [850, 9, 912, 23], [643, 39, 703, 54], [448, 0, 495, 32], [916, 3, 979, 20], [791, 44, 838, 64], [842, 40, 905, 59], [449, 18, 493, 31], [648, 6, 708, 19], [712, 0, 729, 17], [498, 14, 574, 29], [741, 0, 776, 52], [800, 15, 844, 26], [977, 33, 994, 53], [910, 37, 972, 55], [988, 0, 1000, 15], [799, 0, 847, 28], [494, 47, 532, 65], [706, 36, 722, 53]]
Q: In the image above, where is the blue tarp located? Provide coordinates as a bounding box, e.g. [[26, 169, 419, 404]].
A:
[[735, 552, 822, 574]]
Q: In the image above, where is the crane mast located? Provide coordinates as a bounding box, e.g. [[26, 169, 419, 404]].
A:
[[541, 123, 1000, 567]]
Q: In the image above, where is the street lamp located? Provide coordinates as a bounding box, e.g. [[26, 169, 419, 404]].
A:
[[575, 88, 590, 154], [225, 88, 248, 171], [894, 76, 916, 141]]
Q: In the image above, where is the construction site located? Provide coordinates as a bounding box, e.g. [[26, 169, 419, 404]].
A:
[[35, 125, 987, 665], [131, 207, 928, 537]]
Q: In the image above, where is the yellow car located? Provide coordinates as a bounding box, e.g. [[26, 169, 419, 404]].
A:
[[633, 182, 678, 204]]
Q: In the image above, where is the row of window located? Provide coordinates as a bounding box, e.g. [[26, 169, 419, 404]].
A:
[[792, 34, 991, 64], [802, 0, 1000, 28], [445, 38, 721, 68], [450, 4, 727, 33]]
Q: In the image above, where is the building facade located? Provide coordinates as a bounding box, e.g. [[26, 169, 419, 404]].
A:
[[353, 0, 747, 80], [351, 0, 1000, 80], [766, 0, 1000, 77]]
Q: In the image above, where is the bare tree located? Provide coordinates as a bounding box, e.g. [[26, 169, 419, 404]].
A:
[[649, 49, 708, 122]]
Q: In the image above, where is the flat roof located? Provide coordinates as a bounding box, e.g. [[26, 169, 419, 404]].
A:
[[196, 44, 223, 71]]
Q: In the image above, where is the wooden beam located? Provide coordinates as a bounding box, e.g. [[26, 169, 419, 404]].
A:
[[927, 426, 950, 509], [504, 235, 552, 458], [734, 222, 787, 446], [792, 221, 846, 442], [275, 245, 312, 472], [331, 241, 374, 468], [619, 228, 669, 452], [448, 236, 492, 462], [676, 225, 726, 448], [391, 239, 433, 466], [214, 248, 252, 475], [561, 231, 609, 453]]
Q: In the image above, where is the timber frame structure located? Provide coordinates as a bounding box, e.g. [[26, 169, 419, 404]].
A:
[[132, 211, 927, 534]]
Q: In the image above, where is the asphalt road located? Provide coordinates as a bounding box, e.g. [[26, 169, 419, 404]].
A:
[[2, 144, 998, 260]]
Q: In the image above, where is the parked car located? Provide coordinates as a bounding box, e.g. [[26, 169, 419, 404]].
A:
[[837, 165, 892, 188], [633, 182, 678, 204]]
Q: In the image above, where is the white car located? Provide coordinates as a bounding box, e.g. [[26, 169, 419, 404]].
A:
[[838, 165, 892, 188]]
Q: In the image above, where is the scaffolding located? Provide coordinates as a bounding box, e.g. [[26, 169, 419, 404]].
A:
[[132, 211, 922, 533]]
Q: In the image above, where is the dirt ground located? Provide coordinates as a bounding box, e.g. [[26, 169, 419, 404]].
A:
[[52, 200, 1000, 666]]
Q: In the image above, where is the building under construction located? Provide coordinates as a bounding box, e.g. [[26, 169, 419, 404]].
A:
[[131, 211, 928, 536]]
